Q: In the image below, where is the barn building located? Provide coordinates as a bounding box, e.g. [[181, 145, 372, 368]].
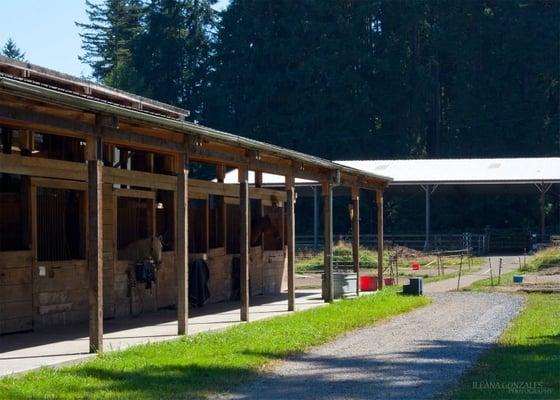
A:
[[0, 56, 390, 352]]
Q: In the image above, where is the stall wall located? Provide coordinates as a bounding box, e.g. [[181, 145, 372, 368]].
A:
[[1, 179, 288, 334]]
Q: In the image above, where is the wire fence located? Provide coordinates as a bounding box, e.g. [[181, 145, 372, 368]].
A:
[[297, 230, 560, 255], [296, 233, 488, 254]]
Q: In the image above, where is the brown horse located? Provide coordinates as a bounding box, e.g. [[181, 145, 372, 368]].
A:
[[251, 215, 281, 246]]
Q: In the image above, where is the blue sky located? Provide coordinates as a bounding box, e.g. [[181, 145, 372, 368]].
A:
[[0, 0, 229, 78]]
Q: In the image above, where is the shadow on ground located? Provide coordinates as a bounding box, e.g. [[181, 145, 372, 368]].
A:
[[2, 336, 558, 399]]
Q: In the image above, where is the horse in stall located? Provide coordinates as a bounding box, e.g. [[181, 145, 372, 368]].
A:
[[251, 215, 281, 246], [118, 235, 163, 265]]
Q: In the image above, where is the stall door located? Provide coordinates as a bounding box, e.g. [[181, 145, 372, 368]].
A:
[[31, 183, 89, 329]]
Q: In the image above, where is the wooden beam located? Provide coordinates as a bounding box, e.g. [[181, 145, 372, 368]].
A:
[[86, 135, 103, 353], [113, 188, 155, 200], [239, 166, 250, 321], [104, 167, 177, 191], [286, 174, 296, 311], [189, 145, 330, 182], [188, 178, 286, 202], [0, 104, 183, 153], [0, 152, 87, 181], [376, 190, 384, 291], [322, 181, 333, 302], [0, 103, 91, 137], [30, 177, 87, 191], [352, 186, 360, 296], [176, 152, 189, 335]]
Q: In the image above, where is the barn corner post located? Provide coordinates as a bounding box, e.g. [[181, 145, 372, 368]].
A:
[[285, 173, 296, 311], [322, 181, 334, 302], [239, 165, 250, 321], [86, 124, 103, 353], [351, 185, 360, 296], [176, 151, 189, 335], [376, 188, 384, 291]]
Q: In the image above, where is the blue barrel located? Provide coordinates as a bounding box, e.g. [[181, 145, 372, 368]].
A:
[[513, 275, 524, 284]]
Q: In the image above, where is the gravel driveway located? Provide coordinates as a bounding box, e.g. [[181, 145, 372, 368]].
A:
[[220, 292, 523, 400]]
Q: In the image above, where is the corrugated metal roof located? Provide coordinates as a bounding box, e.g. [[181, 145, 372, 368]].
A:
[[223, 158, 560, 186]]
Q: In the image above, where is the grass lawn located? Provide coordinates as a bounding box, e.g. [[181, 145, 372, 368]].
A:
[[448, 293, 560, 399], [450, 251, 560, 399], [0, 288, 429, 400], [525, 247, 560, 271]]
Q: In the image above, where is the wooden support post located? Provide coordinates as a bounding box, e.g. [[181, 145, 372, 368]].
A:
[[216, 164, 226, 247], [176, 152, 189, 335], [255, 171, 265, 242], [216, 164, 226, 183], [286, 174, 296, 311], [313, 186, 319, 250], [86, 134, 103, 353], [239, 166, 250, 321], [19, 130, 34, 156], [323, 182, 333, 302], [376, 189, 384, 291], [255, 171, 263, 188], [423, 184, 431, 252], [540, 190, 546, 239], [535, 183, 552, 241], [351, 186, 360, 296]]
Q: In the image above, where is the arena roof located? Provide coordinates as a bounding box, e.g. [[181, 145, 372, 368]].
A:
[[223, 158, 560, 186]]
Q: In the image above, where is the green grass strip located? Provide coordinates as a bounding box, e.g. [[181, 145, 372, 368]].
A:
[[448, 294, 560, 399], [0, 288, 429, 399], [525, 247, 560, 271]]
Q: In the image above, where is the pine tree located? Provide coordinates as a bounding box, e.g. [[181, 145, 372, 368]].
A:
[[2, 38, 26, 61], [133, 0, 217, 119], [206, 0, 380, 159], [76, 0, 144, 86]]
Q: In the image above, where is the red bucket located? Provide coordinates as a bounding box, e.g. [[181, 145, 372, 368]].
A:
[[384, 277, 395, 286], [360, 275, 378, 291], [412, 262, 420, 271]]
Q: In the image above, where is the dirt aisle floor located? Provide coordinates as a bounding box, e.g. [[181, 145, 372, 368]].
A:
[[220, 292, 523, 400]]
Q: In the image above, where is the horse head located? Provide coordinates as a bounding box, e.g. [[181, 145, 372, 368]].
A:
[[265, 215, 281, 242], [150, 235, 163, 265], [251, 215, 281, 246]]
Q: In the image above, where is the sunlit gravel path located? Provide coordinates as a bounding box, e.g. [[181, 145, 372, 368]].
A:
[[220, 292, 523, 400]]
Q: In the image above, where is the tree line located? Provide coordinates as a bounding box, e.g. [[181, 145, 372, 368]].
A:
[[77, 0, 559, 161], [4, 0, 558, 235], [75, 0, 559, 236]]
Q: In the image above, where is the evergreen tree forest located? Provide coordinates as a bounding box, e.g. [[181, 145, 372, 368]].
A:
[[78, 0, 560, 239]]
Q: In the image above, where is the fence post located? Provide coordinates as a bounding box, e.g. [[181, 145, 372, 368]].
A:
[[489, 258, 494, 286], [498, 258, 502, 285], [456, 254, 463, 291]]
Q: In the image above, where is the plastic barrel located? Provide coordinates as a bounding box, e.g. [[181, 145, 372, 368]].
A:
[[360, 275, 378, 291]]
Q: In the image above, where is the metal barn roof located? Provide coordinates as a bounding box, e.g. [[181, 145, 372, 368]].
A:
[[339, 158, 560, 185], [223, 158, 560, 186]]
